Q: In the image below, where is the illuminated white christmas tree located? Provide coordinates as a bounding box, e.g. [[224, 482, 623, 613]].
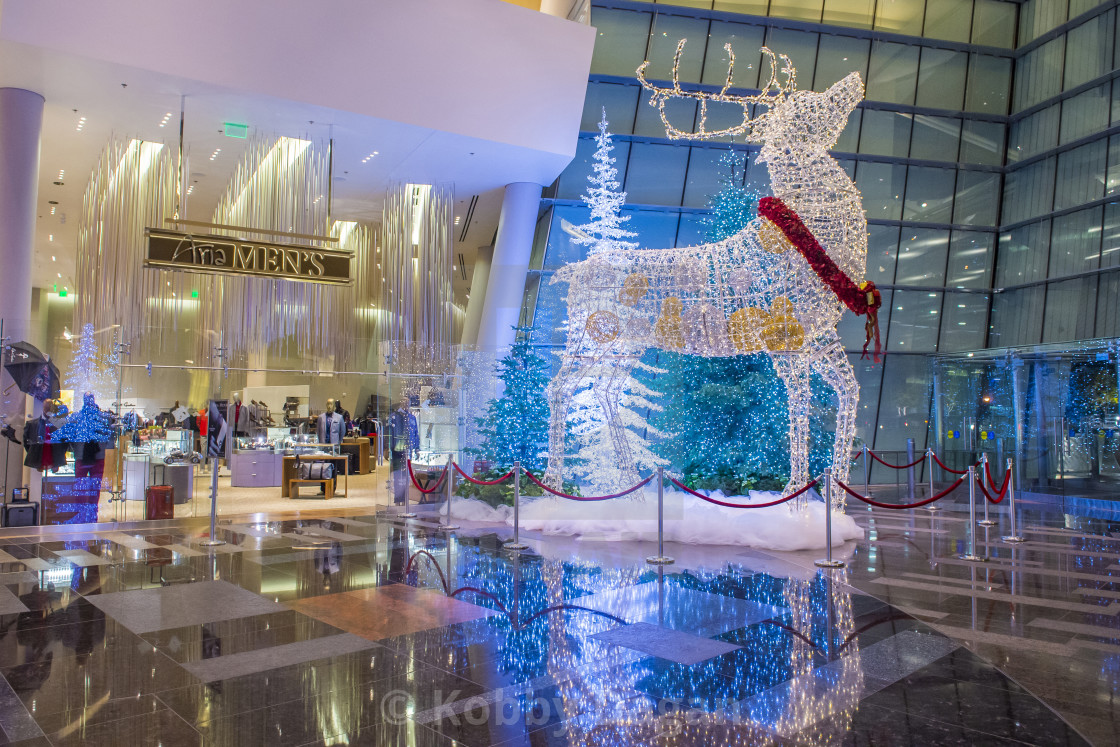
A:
[[65, 323, 104, 400], [567, 361, 668, 494], [570, 109, 638, 257]]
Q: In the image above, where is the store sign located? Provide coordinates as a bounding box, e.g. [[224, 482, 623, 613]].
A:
[[144, 228, 351, 285]]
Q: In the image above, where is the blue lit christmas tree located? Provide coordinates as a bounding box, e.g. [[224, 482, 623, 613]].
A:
[[473, 328, 551, 472], [55, 393, 113, 444], [648, 150, 833, 494]]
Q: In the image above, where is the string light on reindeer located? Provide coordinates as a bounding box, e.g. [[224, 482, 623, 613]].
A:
[[544, 41, 878, 510]]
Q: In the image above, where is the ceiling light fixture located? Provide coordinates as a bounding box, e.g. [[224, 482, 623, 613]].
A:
[[186, 184, 195, 195], [361, 151, 379, 163], [209, 148, 221, 161], [57, 169, 65, 180], [159, 112, 172, 128], [50, 206, 56, 215], [76, 116, 86, 132]]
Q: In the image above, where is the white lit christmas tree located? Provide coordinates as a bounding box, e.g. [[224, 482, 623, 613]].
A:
[[570, 109, 638, 257], [566, 361, 668, 494], [64, 323, 105, 400]]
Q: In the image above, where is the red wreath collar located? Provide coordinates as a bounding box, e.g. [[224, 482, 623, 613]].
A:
[[757, 196, 882, 362]]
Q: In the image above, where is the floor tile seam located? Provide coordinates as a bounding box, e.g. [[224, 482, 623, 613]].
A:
[[177, 632, 379, 681], [909, 556, 1116, 581], [1029, 617, 1120, 638], [868, 576, 1118, 614]]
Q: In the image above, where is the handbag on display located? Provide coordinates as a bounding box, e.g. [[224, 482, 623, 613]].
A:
[[298, 463, 335, 480]]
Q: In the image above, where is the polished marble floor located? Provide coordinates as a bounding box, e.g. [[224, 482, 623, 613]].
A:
[[0, 492, 1108, 745]]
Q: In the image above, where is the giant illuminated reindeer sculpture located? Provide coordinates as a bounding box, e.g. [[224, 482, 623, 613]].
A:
[[544, 43, 880, 509]]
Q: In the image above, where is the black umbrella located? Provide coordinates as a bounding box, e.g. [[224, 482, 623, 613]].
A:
[[3, 342, 60, 402]]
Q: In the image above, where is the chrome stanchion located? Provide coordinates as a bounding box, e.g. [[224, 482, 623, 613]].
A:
[[926, 448, 941, 511], [199, 464, 226, 547], [862, 445, 869, 497], [1002, 458, 1025, 543], [504, 461, 528, 551], [977, 454, 996, 527], [959, 465, 986, 561], [400, 472, 417, 519], [815, 468, 845, 568], [438, 455, 458, 531], [646, 466, 674, 566]]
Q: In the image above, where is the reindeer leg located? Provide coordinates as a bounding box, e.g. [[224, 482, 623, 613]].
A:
[[771, 352, 812, 510], [593, 357, 641, 498], [810, 338, 858, 510], [545, 353, 591, 489]]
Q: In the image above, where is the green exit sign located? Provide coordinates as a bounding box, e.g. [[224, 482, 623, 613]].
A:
[[59, 289, 68, 297], [223, 122, 248, 139]]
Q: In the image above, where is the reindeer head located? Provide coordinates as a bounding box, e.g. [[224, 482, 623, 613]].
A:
[[637, 41, 863, 152]]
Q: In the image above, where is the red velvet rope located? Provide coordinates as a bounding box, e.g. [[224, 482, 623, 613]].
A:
[[758, 196, 883, 362], [452, 461, 516, 486], [985, 460, 1011, 496], [836, 476, 965, 508], [407, 460, 448, 494], [868, 450, 926, 469], [930, 452, 972, 475], [975, 478, 1006, 504], [523, 470, 654, 501], [667, 475, 819, 508]]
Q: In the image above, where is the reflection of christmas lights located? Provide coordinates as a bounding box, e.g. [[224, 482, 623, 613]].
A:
[[409, 541, 864, 739]]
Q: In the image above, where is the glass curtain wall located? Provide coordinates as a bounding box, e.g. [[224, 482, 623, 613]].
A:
[[529, 1, 1013, 481]]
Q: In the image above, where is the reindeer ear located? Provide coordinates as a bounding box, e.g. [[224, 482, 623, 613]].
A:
[[817, 72, 862, 147], [826, 72, 863, 116]]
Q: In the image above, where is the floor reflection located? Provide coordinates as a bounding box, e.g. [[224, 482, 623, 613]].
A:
[[0, 510, 1095, 745]]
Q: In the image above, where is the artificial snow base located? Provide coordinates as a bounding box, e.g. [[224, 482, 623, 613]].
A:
[[444, 487, 863, 552]]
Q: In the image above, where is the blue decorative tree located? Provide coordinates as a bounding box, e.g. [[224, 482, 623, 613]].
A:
[[645, 150, 834, 494], [473, 327, 553, 473], [56, 393, 113, 444], [461, 327, 579, 505]]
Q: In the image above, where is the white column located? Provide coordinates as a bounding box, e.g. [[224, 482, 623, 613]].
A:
[[475, 182, 542, 351], [0, 89, 44, 503], [460, 245, 493, 348], [0, 88, 43, 346]]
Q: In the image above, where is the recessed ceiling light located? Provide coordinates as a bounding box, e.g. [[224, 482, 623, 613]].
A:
[[209, 148, 221, 161], [48, 234, 53, 242], [159, 112, 172, 127], [51, 255, 56, 261], [50, 206, 56, 215], [186, 184, 195, 196], [76, 116, 86, 132], [57, 169, 65, 180], [361, 151, 379, 163], [454, 216, 461, 225], [56, 273, 61, 278]]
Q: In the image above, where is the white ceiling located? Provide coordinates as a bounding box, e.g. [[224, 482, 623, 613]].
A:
[[0, 0, 594, 302]]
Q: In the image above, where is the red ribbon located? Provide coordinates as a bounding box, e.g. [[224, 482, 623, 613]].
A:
[[757, 196, 883, 362]]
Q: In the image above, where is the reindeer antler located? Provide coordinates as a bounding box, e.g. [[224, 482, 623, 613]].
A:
[[636, 41, 797, 141]]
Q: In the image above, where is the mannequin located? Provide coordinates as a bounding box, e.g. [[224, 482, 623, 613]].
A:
[[389, 397, 419, 504], [230, 393, 251, 436], [317, 398, 344, 445]]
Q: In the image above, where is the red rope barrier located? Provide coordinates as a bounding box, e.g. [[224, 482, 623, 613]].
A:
[[975, 478, 1006, 504], [836, 476, 965, 509], [667, 475, 819, 508], [451, 461, 515, 486], [930, 452, 974, 475], [984, 461, 1011, 496], [523, 471, 654, 501], [868, 450, 926, 469], [407, 460, 448, 494]]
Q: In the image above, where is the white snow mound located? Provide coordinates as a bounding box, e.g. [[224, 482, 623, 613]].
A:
[[445, 486, 862, 552]]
